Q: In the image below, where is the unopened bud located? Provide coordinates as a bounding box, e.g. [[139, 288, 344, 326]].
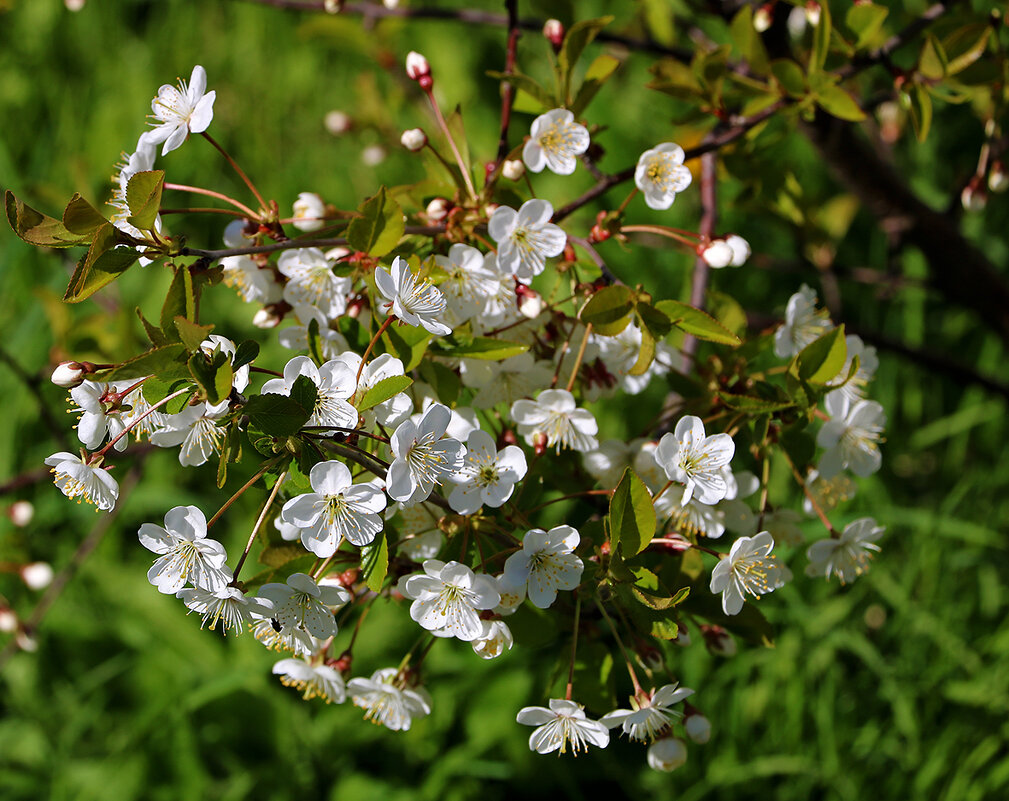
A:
[[804, 1, 821, 26], [339, 568, 360, 587], [532, 431, 548, 455], [426, 197, 451, 222], [543, 19, 565, 52], [51, 361, 87, 388], [989, 161, 1008, 193], [685, 713, 711, 744], [517, 287, 544, 318], [636, 642, 665, 672], [65, 0, 86, 10], [382, 0, 399, 8], [483, 202, 500, 218], [400, 128, 427, 152], [701, 240, 734, 269], [292, 192, 325, 232], [8, 501, 34, 527], [406, 51, 430, 81], [253, 308, 282, 329], [753, 4, 773, 32], [325, 246, 351, 263], [324, 110, 352, 135], [0, 608, 17, 633], [15, 629, 38, 653], [725, 234, 751, 267], [502, 159, 525, 181], [20, 562, 54, 591], [361, 144, 386, 166], [673, 627, 691, 647], [323, 0, 342, 13], [961, 176, 987, 212], [331, 651, 353, 673], [647, 738, 688, 772]]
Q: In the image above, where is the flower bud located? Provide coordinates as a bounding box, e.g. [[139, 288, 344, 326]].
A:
[[701, 623, 736, 656], [292, 192, 325, 232], [685, 714, 711, 744], [989, 161, 1008, 193], [15, 629, 38, 653], [325, 246, 351, 263], [753, 3, 773, 32], [20, 562, 54, 591], [425, 197, 451, 222], [65, 0, 86, 10], [673, 627, 691, 647], [361, 144, 386, 166], [323, 0, 342, 13], [382, 0, 399, 8], [543, 19, 565, 53], [400, 128, 427, 152], [253, 308, 282, 329], [804, 1, 821, 26], [8, 500, 34, 527], [324, 109, 352, 135], [483, 202, 500, 218], [532, 431, 548, 455], [725, 234, 751, 267], [406, 51, 430, 81], [502, 159, 525, 181], [961, 176, 987, 212], [517, 287, 544, 318], [51, 361, 87, 388], [647, 738, 688, 772], [0, 607, 17, 633], [701, 240, 734, 268]]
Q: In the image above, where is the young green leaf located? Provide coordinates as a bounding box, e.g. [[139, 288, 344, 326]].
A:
[[244, 393, 313, 437], [95, 344, 191, 382], [570, 54, 621, 117], [655, 299, 741, 345], [125, 170, 166, 231], [433, 337, 528, 360], [174, 316, 215, 352], [160, 265, 195, 339], [357, 375, 413, 412], [792, 325, 846, 384], [362, 530, 389, 592], [608, 468, 656, 558], [347, 187, 405, 257], [62, 194, 109, 235], [580, 285, 635, 336], [5, 190, 92, 248]]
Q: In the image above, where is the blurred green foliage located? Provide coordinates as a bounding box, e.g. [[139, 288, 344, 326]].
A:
[[1, 1, 1008, 799]]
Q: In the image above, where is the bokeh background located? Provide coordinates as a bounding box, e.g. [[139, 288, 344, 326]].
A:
[[1, 1, 1007, 799]]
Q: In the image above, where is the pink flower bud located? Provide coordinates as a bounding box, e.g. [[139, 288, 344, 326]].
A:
[[543, 19, 565, 52], [253, 308, 282, 329], [406, 51, 430, 81], [804, 1, 821, 26], [400, 128, 427, 152], [51, 361, 88, 388], [425, 197, 451, 222], [701, 240, 734, 269], [753, 4, 773, 32]]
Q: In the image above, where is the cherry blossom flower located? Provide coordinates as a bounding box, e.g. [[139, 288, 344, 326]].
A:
[[516, 699, 610, 755], [45, 451, 119, 511], [488, 200, 567, 283], [400, 559, 500, 640], [447, 430, 527, 514], [502, 525, 583, 609], [291, 192, 325, 232], [142, 65, 216, 155], [138, 505, 229, 594], [709, 532, 787, 615], [150, 402, 228, 467], [471, 619, 514, 659], [390, 503, 444, 561], [273, 657, 346, 703], [221, 255, 283, 305], [803, 469, 857, 516], [51, 361, 88, 389], [348, 667, 432, 731], [277, 247, 351, 319], [200, 335, 250, 410], [434, 244, 501, 326], [334, 351, 412, 428], [68, 380, 128, 452], [647, 738, 688, 772], [278, 304, 351, 361], [634, 143, 692, 210], [251, 618, 316, 658], [177, 586, 271, 635], [817, 394, 885, 479], [280, 460, 387, 555], [522, 109, 590, 175], [261, 355, 359, 432], [375, 256, 452, 336], [826, 334, 879, 405], [806, 517, 884, 583], [600, 683, 694, 742], [386, 403, 466, 505], [258, 572, 349, 640], [655, 415, 735, 505], [774, 284, 832, 359], [461, 352, 554, 409], [510, 389, 598, 453]]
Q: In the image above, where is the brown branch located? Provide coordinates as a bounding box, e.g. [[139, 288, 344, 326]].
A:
[[682, 148, 718, 360], [494, 0, 521, 166], [180, 225, 445, 260]]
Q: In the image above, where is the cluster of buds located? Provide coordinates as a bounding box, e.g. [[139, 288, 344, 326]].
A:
[[700, 235, 750, 269], [406, 51, 432, 91]]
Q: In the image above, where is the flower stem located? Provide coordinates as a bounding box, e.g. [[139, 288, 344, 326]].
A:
[[206, 458, 283, 529], [782, 451, 838, 537], [423, 89, 478, 200], [595, 596, 642, 695], [200, 131, 269, 213], [163, 182, 259, 219], [565, 591, 582, 701], [232, 468, 287, 583], [356, 315, 396, 386], [565, 322, 593, 393], [621, 224, 699, 248]]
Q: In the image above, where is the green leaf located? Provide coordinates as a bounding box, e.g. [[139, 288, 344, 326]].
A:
[[608, 468, 656, 558], [174, 317, 214, 352], [125, 170, 166, 231], [486, 69, 557, 110], [160, 265, 195, 340], [632, 583, 690, 611], [244, 393, 313, 437], [232, 340, 260, 370], [382, 323, 431, 371], [558, 16, 614, 102], [845, 3, 888, 50], [771, 59, 807, 98], [420, 360, 460, 406], [433, 337, 528, 360], [816, 84, 866, 121], [655, 299, 741, 345], [188, 350, 233, 406], [580, 286, 635, 336], [62, 194, 108, 235], [810, 1, 832, 73], [570, 54, 621, 117], [289, 375, 319, 420], [706, 290, 748, 336], [792, 325, 846, 384], [362, 531, 389, 592], [942, 24, 992, 76], [306, 318, 326, 367], [918, 33, 948, 80], [636, 302, 673, 340], [729, 5, 770, 75], [780, 425, 815, 469], [907, 84, 933, 142], [5, 190, 92, 248], [95, 344, 191, 382], [136, 307, 169, 347], [259, 544, 310, 569], [357, 375, 413, 412], [347, 187, 405, 257], [628, 323, 656, 376], [717, 392, 795, 413], [64, 229, 140, 303]]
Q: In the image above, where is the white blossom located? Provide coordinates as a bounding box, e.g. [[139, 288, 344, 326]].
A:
[[647, 738, 688, 772], [655, 415, 735, 505], [150, 402, 228, 467], [45, 451, 119, 511], [401, 559, 500, 640], [258, 572, 349, 640], [261, 355, 359, 432], [447, 430, 527, 514], [142, 65, 216, 155], [386, 403, 465, 505], [278, 303, 350, 360], [806, 517, 884, 584], [817, 394, 885, 479], [774, 284, 832, 359], [502, 525, 583, 609], [634, 143, 692, 210], [510, 389, 598, 453], [434, 244, 502, 327], [334, 351, 412, 428], [826, 334, 879, 405], [221, 255, 283, 305], [273, 657, 346, 703], [68, 380, 129, 452], [278, 247, 351, 319], [348, 667, 432, 731], [177, 586, 271, 634], [291, 192, 326, 232], [462, 352, 554, 409], [488, 199, 567, 284], [709, 532, 787, 615], [600, 683, 694, 742], [137, 505, 229, 594], [471, 619, 514, 659], [516, 699, 610, 755], [374, 257, 452, 336], [522, 109, 590, 175]]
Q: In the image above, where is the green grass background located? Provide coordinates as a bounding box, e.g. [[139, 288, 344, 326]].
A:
[[1, 1, 1007, 799]]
